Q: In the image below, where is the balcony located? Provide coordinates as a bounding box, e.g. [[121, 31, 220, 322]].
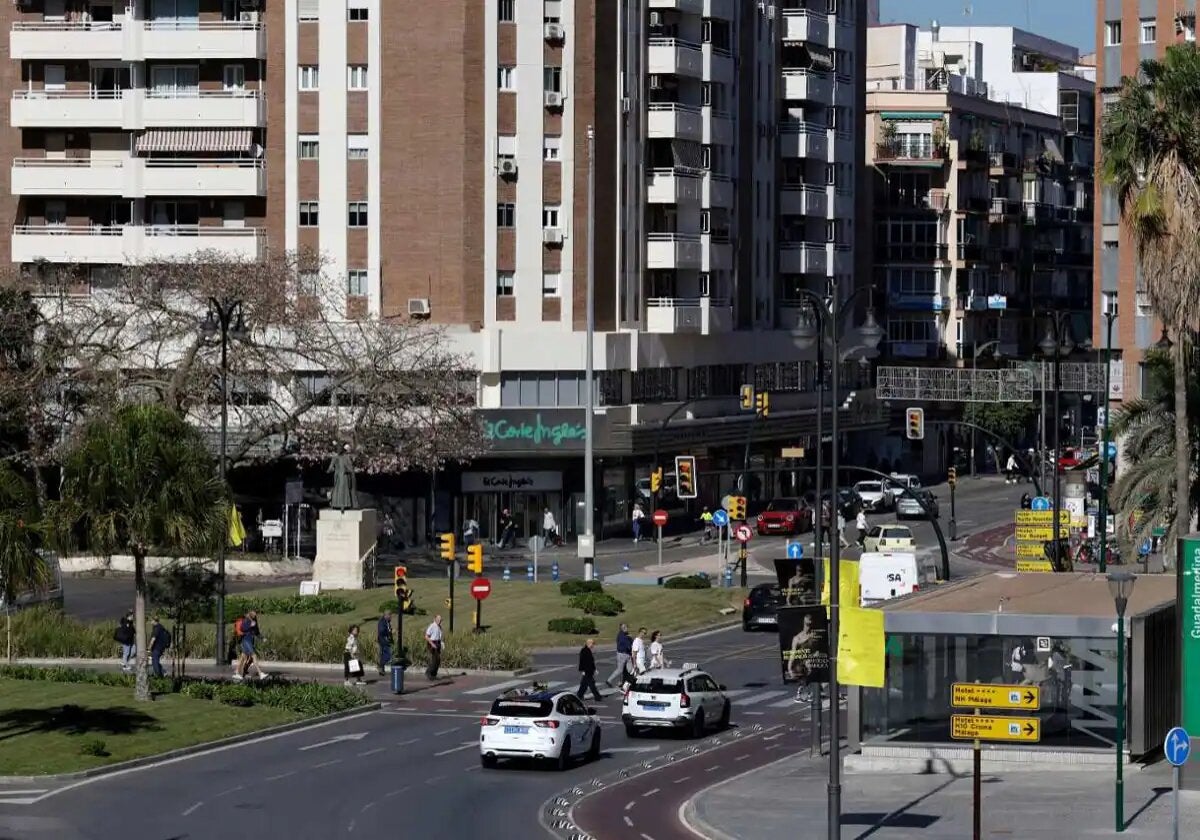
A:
[[703, 45, 734, 84], [988, 197, 1016, 221], [875, 242, 949, 263], [702, 235, 732, 271], [779, 121, 829, 159], [140, 20, 265, 59], [647, 168, 702, 204], [11, 157, 264, 198], [957, 147, 989, 168], [11, 158, 125, 196], [703, 0, 735, 20], [781, 69, 833, 103], [11, 224, 264, 264], [988, 150, 1018, 173], [645, 297, 733, 335], [782, 9, 829, 44], [649, 0, 704, 11], [780, 185, 828, 217], [779, 242, 828, 275], [874, 141, 948, 167], [647, 233, 702, 269], [1022, 201, 1054, 224], [648, 38, 704, 79], [888, 290, 950, 312], [10, 19, 265, 61], [142, 90, 265, 128], [958, 195, 990, 214], [703, 107, 733, 145], [647, 103, 703, 142], [10, 20, 122, 60], [142, 159, 265, 196], [888, 340, 942, 360], [12, 89, 265, 130], [12, 90, 126, 129], [703, 174, 733, 208]]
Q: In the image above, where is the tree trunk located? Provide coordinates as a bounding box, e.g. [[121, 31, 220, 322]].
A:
[[1175, 338, 1192, 568], [133, 551, 150, 702], [6, 610, 11, 664]]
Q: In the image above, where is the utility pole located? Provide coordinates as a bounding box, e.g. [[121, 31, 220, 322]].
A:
[[581, 125, 596, 581]]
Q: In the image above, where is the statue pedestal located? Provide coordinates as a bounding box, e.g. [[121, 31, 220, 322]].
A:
[[312, 508, 377, 590]]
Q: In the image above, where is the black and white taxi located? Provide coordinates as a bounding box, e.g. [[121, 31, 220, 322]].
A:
[[479, 687, 601, 770], [622, 663, 731, 738]]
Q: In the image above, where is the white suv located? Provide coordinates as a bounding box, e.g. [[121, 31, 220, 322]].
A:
[[479, 689, 601, 770], [622, 664, 731, 738]]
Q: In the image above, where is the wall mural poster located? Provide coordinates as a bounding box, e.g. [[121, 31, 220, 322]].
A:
[[774, 557, 818, 606], [778, 605, 830, 685]]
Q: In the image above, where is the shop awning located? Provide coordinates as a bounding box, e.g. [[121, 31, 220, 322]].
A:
[[136, 129, 254, 154]]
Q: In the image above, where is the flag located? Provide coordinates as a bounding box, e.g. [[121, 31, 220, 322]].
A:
[[228, 504, 246, 548]]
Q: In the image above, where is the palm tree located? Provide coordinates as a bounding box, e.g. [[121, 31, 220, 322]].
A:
[[53, 404, 227, 701], [0, 463, 49, 662], [1103, 43, 1200, 563]]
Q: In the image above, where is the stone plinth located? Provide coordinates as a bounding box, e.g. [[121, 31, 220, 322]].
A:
[[312, 508, 377, 590]]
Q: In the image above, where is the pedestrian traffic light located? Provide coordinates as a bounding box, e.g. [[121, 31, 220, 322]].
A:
[[650, 467, 663, 493], [729, 495, 746, 520], [466, 543, 483, 575], [439, 532, 456, 561], [675, 455, 697, 499], [755, 392, 769, 417], [905, 407, 925, 440], [740, 384, 755, 410], [948, 466, 957, 488]]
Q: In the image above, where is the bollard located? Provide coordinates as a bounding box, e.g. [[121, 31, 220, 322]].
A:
[[502, 565, 511, 582], [526, 564, 534, 582], [723, 566, 733, 588], [551, 561, 560, 581]]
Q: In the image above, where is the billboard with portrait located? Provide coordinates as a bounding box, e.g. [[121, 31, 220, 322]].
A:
[[778, 605, 830, 685]]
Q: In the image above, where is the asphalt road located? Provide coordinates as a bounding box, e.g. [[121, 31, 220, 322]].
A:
[[63, 575, 268, 623]]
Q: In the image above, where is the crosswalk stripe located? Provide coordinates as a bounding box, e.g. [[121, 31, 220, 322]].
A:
[[0, 790, 47, 796], [720, 689, 755, 699], [462, 679, 526, 695], [769, 697, 802, 708], [739, 690, 790, 706]]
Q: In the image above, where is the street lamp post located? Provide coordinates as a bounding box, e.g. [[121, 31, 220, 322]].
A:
[[1108, 570, 1136, 833], [969, 339, 1001, 478], [201, 297, 247, 667], [1039, 313, 1075, 568], [1097, 310, 1116, 573], [581, 125, 596, 580]]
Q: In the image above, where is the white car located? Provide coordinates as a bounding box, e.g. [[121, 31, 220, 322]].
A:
[[853, 480, 892, 511], [622, 664, 731, 738], [887, 473, 922, 500], [479, 689, 601, 770]]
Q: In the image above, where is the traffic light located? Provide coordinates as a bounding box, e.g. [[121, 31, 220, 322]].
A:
[[948, 466, 957, 488], [905, 407, 925, 440], [675, 455, 697, 499], [729, 495, 747, 520], [740, 384, 755, 410], [755, 392, 770, 416], [466, 543, 484, 575], [393, 565, 412, 612], [650, 467, 663, 493], [439, 532, 456, 561]]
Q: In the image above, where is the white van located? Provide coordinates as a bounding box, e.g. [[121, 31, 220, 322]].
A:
[[0, 551, 63, 614], [858, 551, 935, 606]]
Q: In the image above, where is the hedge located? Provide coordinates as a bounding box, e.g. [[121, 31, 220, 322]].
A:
[[220, 594, 355, 617], [664, 574, 713, 590], [559, 580, 603, 597], [567, 592, 624, 617], [546, 617, 597, 635]]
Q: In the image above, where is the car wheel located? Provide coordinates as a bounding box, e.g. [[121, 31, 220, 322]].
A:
[[480, 753, 498, 770], [718, 701, 731, 730], [587, 730, 601, 762], [691, 709, 706, 739], [624, 722, 640, 738], [556, 739, 571, 771]]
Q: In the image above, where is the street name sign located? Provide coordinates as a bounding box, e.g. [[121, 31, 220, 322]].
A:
[[951, 715, 1041, 743], [952, 683, 1040, 711]]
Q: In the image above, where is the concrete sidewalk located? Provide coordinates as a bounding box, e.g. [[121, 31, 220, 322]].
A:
[[686, 751, 1198, 838]]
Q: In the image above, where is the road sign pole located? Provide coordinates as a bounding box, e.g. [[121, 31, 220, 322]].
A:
[[973, 699, 982, 840], [657, 525, 663, 568], [475, 575, 482, 633], [1174, 764, 1181, 840], [448, 556, 454, 633], [739, 544, 747, 587], [533, 534, 539, 583], [949, 481, 958, 542]]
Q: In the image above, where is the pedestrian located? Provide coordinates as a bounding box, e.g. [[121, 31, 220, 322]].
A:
[[234, 610, 268, 681], [497, 509, 515, 548], [576, 638, 603, 702], [376, 610, 393, 676], [230, 613, 245, 678], [1020, 492, 1032, 510], [113, 609, 136, 673], [344, 624, 365, 686], [606, 623, 632, 688], [1010, 641, 1026, 684], [649, 631, 666, 669], [542, 507, 557, 546], [819, 500, 832, 547], [837, 511, 849, 549], [700, 507, 714, 543], [631, 503, 645, 543], [149, 616, 171, 678], [855, 509, 868, 548], [1006, 452, 1018, 484], [631, 627, 648, 675], [424, 614, 444, 680]]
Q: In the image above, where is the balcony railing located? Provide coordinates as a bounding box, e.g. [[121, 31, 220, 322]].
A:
[[12, 223, 264, 263], [875, 242, 949, 262], [875, 141, 949, 164], [989, 150, 1018, 170], [11, 18, 264, 60]]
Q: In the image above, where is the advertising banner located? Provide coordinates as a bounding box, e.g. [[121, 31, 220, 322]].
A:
[[777, 605, 830, 685], [774, 557, 818, 606]]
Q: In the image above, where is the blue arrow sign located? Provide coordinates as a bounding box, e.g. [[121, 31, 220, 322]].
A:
[[1031, 496, 1051, 512], [1105, 442, 1118, 459], [786, 541, 804, 560], [1166, 726, 1191, 767], [1139, 538, 1153, 556], [712, 509, 729, 528]]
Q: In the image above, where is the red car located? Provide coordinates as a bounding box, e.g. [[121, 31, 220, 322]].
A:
[[756, 498, 813, 536], [1057, 448, 1082, 470]]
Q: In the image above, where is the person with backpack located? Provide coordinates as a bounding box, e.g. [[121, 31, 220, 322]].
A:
[[114, 610, 136, 673], [149, 617, 171, 678]]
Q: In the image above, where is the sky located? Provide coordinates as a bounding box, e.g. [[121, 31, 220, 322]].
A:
[[879, 0, 1096, 52]]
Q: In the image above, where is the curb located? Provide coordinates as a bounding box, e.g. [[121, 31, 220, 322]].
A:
[[0, 703, 381, 785], [678, 750, 798, 840], [11, 657, 531, 679]]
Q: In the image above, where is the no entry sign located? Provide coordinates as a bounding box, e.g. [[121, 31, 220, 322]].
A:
[[470, 578, 492, 601], [652, 509, 669, 527]]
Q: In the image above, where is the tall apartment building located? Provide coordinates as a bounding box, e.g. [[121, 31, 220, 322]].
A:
[[1095, 1, 1195, 401], [866, 24, 1093, 366], [2, 0, 871, 542]]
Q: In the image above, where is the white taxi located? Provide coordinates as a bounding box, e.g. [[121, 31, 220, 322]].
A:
[[479, 689, 601, 770], [622, 664, 731, 738], [862, 524, 916, 553]]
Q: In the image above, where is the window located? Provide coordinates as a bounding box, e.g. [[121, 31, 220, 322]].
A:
[[347, 201, 368, 227], [347, 65, 368, 90], [542, 272, 560, 297], [347, 134, 369, 160], [496, 271, 514, 296], [497, 65, 516, 91], [701, 82, 712, 106], [1105, 21, 1121, 46], [1136, 291, 1152, 317], [347, 269, 368, 296], [298, 135, 319, 159], [702, 145, 712, 169], [498, 0, 514, 21], [1101, 291, 1119, 317], [298, 0, 320, 20], [826, 164, 836, 185], [497, 203, 516, 227], [347, 0, 369, 21], [543, 136, 561, 161], [223, 64, 244, 91], [543, 66, 562, 93], [1140, 19, 1156, 44], [542, 205, 561, 228], [299, 65, 319, 90], [298, 201, 319, 227], [700, 209, 710, 234], [298, 271, 320, 295], [500, 371, 593, 407]]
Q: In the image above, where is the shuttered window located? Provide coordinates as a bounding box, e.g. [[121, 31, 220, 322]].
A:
[[298, 0, 321, 21]]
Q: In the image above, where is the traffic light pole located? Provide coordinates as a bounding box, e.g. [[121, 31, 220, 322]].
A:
[[949, 476, 958, 542], [448, 561, 455, 633]]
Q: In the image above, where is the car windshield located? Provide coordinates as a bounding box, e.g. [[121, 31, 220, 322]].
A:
[[633, 678, 683, 694], [490, 699, 554, 717], [766, 499, 799, 512], [751, 586, 784, 604], [856, 482, 882, 493], [882, 528, 910, 539]]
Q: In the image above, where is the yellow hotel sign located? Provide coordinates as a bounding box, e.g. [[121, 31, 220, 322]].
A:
[[1015, 525, 1055, 542], [1016, 559, 1054, 572], [1014, 510, 1071, 525], [1015, 542, 1048, 557], [952, 683, 1040, 710], [951, 714, 1041, 743]]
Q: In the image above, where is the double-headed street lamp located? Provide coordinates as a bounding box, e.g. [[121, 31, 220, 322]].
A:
[[201, 297, 247, 666], [1038, 312, 1076, 567], [795, 281, 883, 840], [969, 339, 1002, 478], [1097, 307, 1117, 573], [1107, 570, 1136, 833]]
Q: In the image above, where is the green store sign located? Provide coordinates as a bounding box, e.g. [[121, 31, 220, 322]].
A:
[[483, 411, 587, 450], [1180, 535, 1200, 746]]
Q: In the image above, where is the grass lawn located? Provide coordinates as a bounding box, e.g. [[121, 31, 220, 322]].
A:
[[0, 679, 302, 775], [238, 581, 748, 648]]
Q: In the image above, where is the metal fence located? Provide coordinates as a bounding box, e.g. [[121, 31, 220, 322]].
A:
[[876, 362, 1109, 402]]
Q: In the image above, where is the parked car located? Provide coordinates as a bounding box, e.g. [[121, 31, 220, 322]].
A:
[[742, 583, 784, 631], [756, 498, 813, 535], [887, 473, 922, 501], [896, 489, 939, 519], [862, 525, 916, 553], [479, 689, 601, 770], [853, 480, 892, 512], [622, 665, 731, 738]]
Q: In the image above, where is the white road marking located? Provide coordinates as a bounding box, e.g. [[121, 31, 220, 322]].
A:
[[605, 746, 661, 754], [264, 771, 296, 782], [462, 679, 526, 695], [434, 727, 460, 736], [733, 754, 751, 762], [433, 741, 477, 757], [215, 785, 244, 798], [641, 833, 656, 840], [358, 747, 385, 757], [181, 801, 203, 817], [397, 737, 421, 746], [424, 775, 446, 785], [298, 732, 368, 752], [625, 801, 637, 811], [0, 790, 48, 796], [719, 689, 755, 699], [312, 759, 343, 769], [743, 711, 766, 716], [624, 816, 634, 827], [673, 776, 691, 784], [704, 765, 720, 772], [762, 733, 784, 741], [642, 788, 660, 798], [384, 786, 409, 798], [740, 690, 789, 706]]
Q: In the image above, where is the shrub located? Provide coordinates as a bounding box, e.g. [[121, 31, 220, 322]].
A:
[[78, 738, 109, 757], [221, 594, 355, 617], [664, 574, 713, 590], [214, 683, 257, 707], [568, 592, 624, 616], [559, 580, 603, 597], [547, 617, 597, 635], [180, 681, 216, 700], [251, 683, 366, 716]]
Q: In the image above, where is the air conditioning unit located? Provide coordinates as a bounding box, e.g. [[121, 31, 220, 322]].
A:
[[543, 228, 565, 245], [544, 91, 564, 109], [497, 156, 518, 176], [544, 23, 565, 42], [407, 298, 431, 317], [649, 11, 663, 27]]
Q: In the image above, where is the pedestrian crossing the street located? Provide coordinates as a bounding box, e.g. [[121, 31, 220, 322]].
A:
[[449, 681, 801, 709]]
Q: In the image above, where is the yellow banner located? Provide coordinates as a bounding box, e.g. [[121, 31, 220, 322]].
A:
[[1014, 525, 1054, 542], [1014, 542, 1047, 557], [1014, 510, 1071, 525], [838, 606, 885, 688], [951, 714, 1041, 743], [821, 559, 861, 609], [1016, 559, 1054, 572]]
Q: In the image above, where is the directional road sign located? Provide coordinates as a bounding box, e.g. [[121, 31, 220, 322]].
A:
[[786, 541, 804, 560], [1165, 727, 1191, 767], [734, 524, 753, 544], [712, 509, 729, 528], [1016, 559, 1054, 572], [1140, 538, 1153, 557], [952, 683, 1040, 711], [1014, 510, 1070, 525], [470, 578, 492, 601], [950, 715, 1041, 743], [1015, 543, 1048, 558], [1031, 496, 1051, 512], [1015, 525, 1055, 542]]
